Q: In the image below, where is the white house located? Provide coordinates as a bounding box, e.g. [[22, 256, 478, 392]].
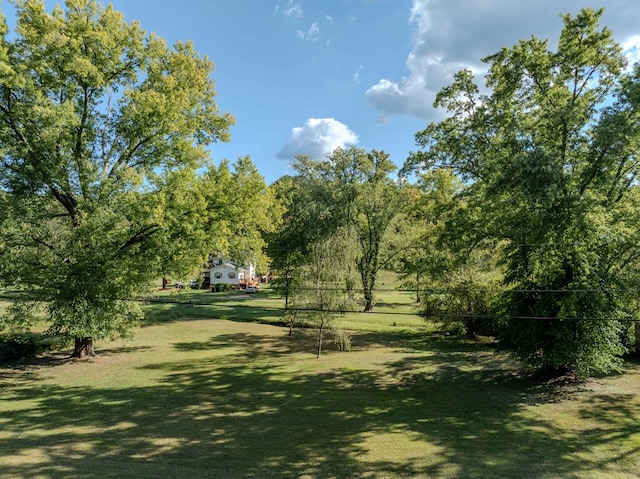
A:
[[203, 262, 256, 289]]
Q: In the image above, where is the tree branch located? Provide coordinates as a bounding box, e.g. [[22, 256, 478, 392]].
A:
[[119, 223, 162, 251]]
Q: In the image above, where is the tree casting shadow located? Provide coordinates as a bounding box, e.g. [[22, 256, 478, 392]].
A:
[[1, 329, 639, 478]]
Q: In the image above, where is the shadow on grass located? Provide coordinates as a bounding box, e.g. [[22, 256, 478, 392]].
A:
[[2, 329, 639, 478], [373, 300, 420, 309], [141, 300, 287, 327], [172, 329, 320, 358]]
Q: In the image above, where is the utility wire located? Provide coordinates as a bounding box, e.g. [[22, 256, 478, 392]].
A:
[[11, 281, 640, 293], [2, 291, 639, 323], [4, 285, 640, 296]]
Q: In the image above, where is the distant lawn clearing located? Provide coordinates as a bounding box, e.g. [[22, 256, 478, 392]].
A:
[[1, 312, 639, 478]]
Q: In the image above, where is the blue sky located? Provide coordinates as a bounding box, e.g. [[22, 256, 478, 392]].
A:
[[4, 1, 640, 184]]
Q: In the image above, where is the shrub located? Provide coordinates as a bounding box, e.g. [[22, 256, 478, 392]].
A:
[[0, 334, 37, 363]]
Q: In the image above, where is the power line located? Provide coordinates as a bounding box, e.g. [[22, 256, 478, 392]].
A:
[[220, 286, 640, 294], [4, 284, 640, 297], [2, 291, 639, 323]]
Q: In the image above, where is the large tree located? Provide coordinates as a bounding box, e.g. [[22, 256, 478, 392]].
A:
[[287, 147, 407, 312], [398, 170, 503, 337], [201, 155, 279, 274], [264, 175, 310, 309], [404, 8, 640, 376], [0, 0, 233, 356]]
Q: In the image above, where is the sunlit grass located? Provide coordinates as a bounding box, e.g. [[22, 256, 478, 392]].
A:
[[1, 317, 639, 478], [1, 280, 639, 478], [142, 283, 427, 334]]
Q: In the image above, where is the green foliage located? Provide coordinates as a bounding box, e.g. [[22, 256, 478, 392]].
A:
[[287, 230, 360, 356], [0, 334, 37, 363], [276, 147, 408, 312], [333, 328, 351, 352], [422, 247, 503, 337], [405, 8, 640, 376], [397, 169, 503, 336], [265, 174, 320, 306], [202, 156, 279, 274], [0, 0, 233, 349]]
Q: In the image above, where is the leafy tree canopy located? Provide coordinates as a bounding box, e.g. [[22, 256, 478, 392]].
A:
[[404, 8, 640, 376], [0, 0, 234, 356], [275, 147, 408, 312]]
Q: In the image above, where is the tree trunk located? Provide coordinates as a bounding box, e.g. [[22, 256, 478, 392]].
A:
[[284, 273, 289, 310], [635, 322, 640, 354], [465, 318, 477, 338], [361, 268, 376, 312], [364, 291, 374, 312], [465, 291, 476, 337], [288, 310, 296, 336], [72, 337, 96, 358], [316, 321, 324, 358]]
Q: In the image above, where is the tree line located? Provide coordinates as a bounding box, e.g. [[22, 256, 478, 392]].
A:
[[1, 2, 639, 376]]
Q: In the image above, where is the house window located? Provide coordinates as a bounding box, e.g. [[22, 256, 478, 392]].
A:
[[228, 272, 236, 279], [214, 272, 222, 279]]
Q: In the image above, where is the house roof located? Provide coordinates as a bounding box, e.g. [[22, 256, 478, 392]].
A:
[[206, 263, 250, 273]]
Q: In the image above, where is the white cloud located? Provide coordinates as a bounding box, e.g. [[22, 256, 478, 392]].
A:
[[274, 1, 302, 18], [325, 14, 334, 23], [353, 64, 364, 84], [297, 22, 320, 41], [623, 35, 640, 67], [365, 1, 476, 120], [277, 118, 359, 160], [282, 0, 302, 18], [366, 0, 640, 121]]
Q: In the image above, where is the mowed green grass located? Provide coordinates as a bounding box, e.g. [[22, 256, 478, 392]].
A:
[[1, 286, 640, 478]]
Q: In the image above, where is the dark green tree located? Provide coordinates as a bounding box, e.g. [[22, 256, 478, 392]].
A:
[[399, 170, 502, 336], [405, 8, 640, 376], [289, 147, 407, 312], [264, 175, 311, 310], [202, 156, 278, 274]]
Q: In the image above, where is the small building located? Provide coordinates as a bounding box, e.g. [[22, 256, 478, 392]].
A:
[[203, 262, 257, 290]]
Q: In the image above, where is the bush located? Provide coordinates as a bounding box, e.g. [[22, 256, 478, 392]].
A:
[[214, 283, 228, 292], [0, 334, 38, 363]]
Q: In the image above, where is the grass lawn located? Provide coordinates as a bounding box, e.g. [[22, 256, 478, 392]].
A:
[[1, 286, 639, 478]]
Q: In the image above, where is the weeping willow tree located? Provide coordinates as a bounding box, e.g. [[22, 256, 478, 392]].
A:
[[286, 229, 360, 358]]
